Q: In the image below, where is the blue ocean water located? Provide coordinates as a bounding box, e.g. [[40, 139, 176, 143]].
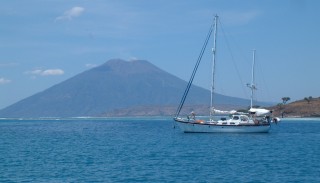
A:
[[0, 117, 319, 182]]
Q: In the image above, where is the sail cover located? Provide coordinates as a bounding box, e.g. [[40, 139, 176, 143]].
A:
[[249, 108, 272, 116], [212, 108, 237, 115]]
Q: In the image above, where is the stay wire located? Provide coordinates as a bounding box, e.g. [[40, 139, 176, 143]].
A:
[[218, 19, 248, 99], [174, 23, 214, 118]]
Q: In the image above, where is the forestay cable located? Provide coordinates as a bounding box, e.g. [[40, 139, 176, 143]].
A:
[[174, 21, 214, 118]]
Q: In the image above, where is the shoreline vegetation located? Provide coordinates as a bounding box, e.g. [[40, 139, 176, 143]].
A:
[[270, 97, 320, 118], [97, 97, 320, 118], [1, 97, 319, 119], [0, 116, 319, 121]]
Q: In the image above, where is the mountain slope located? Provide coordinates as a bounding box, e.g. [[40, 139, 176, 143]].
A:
[[0, 59, 254, 117]]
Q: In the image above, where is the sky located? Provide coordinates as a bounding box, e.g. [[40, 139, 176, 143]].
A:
[[1, 0, 320, 109]]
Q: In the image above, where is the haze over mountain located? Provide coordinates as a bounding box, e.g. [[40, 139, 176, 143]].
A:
[[0, 59, 258, 117]]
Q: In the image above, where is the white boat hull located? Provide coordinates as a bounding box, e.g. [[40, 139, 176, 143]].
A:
[[175, 120, 270, 133]]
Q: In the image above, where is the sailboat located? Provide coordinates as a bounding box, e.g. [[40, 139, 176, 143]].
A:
[[173, 15, 278, 133]]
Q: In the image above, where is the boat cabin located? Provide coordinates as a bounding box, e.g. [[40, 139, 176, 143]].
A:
[[217, 114, 251, 125]]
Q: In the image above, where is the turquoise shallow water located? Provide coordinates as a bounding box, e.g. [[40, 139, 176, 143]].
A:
[[0, 117, 319, 182]]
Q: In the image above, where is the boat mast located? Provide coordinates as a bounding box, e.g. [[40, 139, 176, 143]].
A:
[[249, 49, 256, 108], [210, 15, 218, 120]]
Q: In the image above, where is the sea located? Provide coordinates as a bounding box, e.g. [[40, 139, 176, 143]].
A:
[[0, 117, 319, 183]]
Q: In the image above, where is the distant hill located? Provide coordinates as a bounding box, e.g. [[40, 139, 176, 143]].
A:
[[270, 97, 320, 117], [0, 59, 265, 117]]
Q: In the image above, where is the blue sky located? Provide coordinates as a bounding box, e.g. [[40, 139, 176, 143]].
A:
[[1, 0, 319, 109]]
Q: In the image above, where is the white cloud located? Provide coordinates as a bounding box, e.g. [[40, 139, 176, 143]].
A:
[[29, 69, 43, 75], [55, 6, 85, 21], [0, 77, 11, 84], [26, 69, 64, 76], [129, 57, 139, 61], [85, 64, 98, 68], [41, 69, 64, 76], [0, 62, 19, 67]]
